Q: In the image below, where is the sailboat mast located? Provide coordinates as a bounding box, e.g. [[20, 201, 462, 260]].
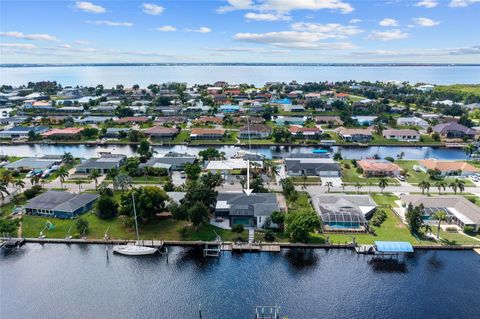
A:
[[132, 192, 140, 242]]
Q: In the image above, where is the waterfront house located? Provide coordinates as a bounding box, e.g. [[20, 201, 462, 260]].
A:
[[283, 105, 305, 112], [205, 158, 252, 176], [337, 127, 373, 142], [400, 195, 480, 231], [432, 122, 477, 139], [382, 129, 420, 142], [418, 160, 480, 177], [285, 158, 340, 177], [190, 128, 225, 140], [25, 190, 98, 219], [352, 116, 377, 126], [154, 105, 182, 115], [271, 98, 292, 105], [239, 124, 271, 139], [5, 156, 62, 172], [275, 116, 307, 126], [0, 126, 48, 139], [115, 116, 150, 124], [305, 92, 322, 101], [42, 127, 84, 140], [314, 116, 343, 126], [75, 116, 113, 125], [154, 116, 187, 125], [139, 154, 196, 171], [104, 128, 131, 138], [214, 192, 282, 228], [0, 116, 29, 126], [193, 116, 223, 125], [91, 105, 118, 113], [76, 154, 126, 174], [313, 194, 377, 231], [220, 104, 240, 113], [357, 159, 402, 177], [335, 93, 349, 101], [288, 126, 321, 139], [144, 126, 179, 139], [396, 117, 429, 130]]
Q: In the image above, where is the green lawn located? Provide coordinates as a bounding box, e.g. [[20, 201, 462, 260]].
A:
[[21, 212, 246, 241], [340, 160, 400, 186], [171, 130, 190, 143], [290, 176, 322, 185], [369, 133, 441, 146], [396, 160, 474, 186]]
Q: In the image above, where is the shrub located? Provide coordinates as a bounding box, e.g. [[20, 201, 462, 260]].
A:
[[231, 224, 244, 233], [24, 185, 42, 199], [384, 156, 395, 163], [75, 217, 89, 235], [370, 209, 387, 227], [463, 226, 475, 234], [445, 226, 458, 232], [264, 229, 275, 242], [351, 159, 357, 167], [95, 195, 118, 219], [356, 167, 363, 174], [177, 226, 190, 238], [344, 163, 351, 169]]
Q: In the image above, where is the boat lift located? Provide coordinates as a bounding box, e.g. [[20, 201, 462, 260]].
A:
[[203, 231, 222, 257]]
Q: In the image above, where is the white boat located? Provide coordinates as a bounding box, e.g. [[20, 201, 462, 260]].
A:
[[112, 192, 157, 256], [112, 245, 157, 255]]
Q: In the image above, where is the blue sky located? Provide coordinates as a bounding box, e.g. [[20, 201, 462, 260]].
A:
[[0, 0, 479, 63]]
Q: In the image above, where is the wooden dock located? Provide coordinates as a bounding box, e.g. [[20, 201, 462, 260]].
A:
[[231, 243, 281, 253], [135, 240, 164, 248], [474, 248, 480, 255]]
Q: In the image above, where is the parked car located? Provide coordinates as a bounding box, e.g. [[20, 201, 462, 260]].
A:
[[180, 171, 186, 178], [397, 175, 406, 181]]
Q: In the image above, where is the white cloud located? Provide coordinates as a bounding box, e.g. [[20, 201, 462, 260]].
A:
[[75, 1, 106, 14], [245, 12, 291, 21], [367, 29, 408, 41], [349, 19, 362, 24], [156, 25, 176, 32], [233, 32, 356, 49], [217, 0, 354, 14], [415, 0, 438, 8], [413, 17, 440, 27], [192, 27, 212, 33], [0, 31, 58, 42], [351, 46, 480, 57], [449, 0, 480, 7], [0, 43, 37, 49], [379, 18, 399, 27], [291, 22, 363, 38], [86, 20, 134, 27], [142, 3, 164, 15], [205, 47, 290, 54], [74, 40, 90, 45]]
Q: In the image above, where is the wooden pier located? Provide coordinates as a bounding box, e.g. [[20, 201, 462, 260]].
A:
[[474, 248, 480, 255], [135, 240, 164, 248], [231, 243, 281, 253], [0, 238, 25, 248]]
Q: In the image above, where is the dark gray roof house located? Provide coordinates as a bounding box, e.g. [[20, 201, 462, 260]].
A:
[[285, 158, 340, 177], [433, 122, 477, 139], [76, 154, 126, 174], [25, 190, 98, 219], [215, 192, 282, 228], [139, 155, 196, 171]]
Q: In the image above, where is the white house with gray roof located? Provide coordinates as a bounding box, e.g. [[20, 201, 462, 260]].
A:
[[214, 192, 283, 228], [76, 154, 126, 174], [285, 158, 340, 177]]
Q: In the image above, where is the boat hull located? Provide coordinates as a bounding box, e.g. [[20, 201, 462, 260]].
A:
[[112, 245, 157, 256]]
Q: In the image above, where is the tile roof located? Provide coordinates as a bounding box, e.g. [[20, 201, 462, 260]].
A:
[[419, 160, 480, 172], [190, 128, 225, 135], [358, 159, 401, 172]]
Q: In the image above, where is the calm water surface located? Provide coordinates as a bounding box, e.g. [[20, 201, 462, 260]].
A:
[[1, 65, 479, 86], [1, 244, 479, 319], [0, 144, 468, 160]]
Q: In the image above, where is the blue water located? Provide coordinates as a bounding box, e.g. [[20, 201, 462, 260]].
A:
[[1, 244, 479, 319], [0, 144, 468, 160], [1, 65, 479, 87]]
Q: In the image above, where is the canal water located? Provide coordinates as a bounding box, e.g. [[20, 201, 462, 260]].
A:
[[1, 245, 479, 319], [0, 144, 469, 160]]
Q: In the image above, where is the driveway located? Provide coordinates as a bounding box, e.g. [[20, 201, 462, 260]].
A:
[[171, 171, 185, 187], [321, 177, 343, 187]]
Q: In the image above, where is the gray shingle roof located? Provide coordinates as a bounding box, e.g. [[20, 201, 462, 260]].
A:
[[285, 158, 340, 172], [25, 191, 98, 213], [216, 192, 279, 217]]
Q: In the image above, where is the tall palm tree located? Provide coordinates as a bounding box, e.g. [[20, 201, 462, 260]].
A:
[[57, 167, 69, 190], [354, 182, 362, 194], [449, 180, 458, 194], [88, 169, 101, 190], [75, 179, 83, 193], [325, 181, 333, 193], [434, 211, 447, 239], [464, 144, 476, 159], [62, 151, 74, 164], [378, 178, 388, 193], [1, 170, 14, 187], [434, 181, 446, 195], [0, 182, 10, 201], [30, 175, 40, 186], [14, 178, 25, 192], [113, 174, 132, 194], [456, 179, 465, 194], [40, 177, 47, 189], [418, 180, 430, 195], [302, 172, 307, 190]]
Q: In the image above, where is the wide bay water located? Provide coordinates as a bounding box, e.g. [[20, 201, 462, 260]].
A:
[[1, 65, 479, 87], [1, 244, 479, 319], [0, 144, 468, 160]]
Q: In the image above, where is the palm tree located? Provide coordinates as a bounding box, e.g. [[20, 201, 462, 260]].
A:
[[464, 144, 476, 159], [325, 181, 333, 193], [368, 181, 373, 194], [418, 180, 430, 195], [378, 178, 388, 193], [354, 182, 362, 194], [1, 170, 14, 187], [30, 175, 40, 186], [456, 179, 465, 194], [302, 172, 307, 190], [113, 174, 132, 194], [14, 178, 25, 192], [57, 167, 69, 190], [88, 169, 101, 190], [75, 179, 83, 193], [0, 182, 10, 201], [40, 177, 47, 189], [434, 181, 446, 195], [434, 211, 447, 239], [62, 151, 74, 164], [449, 180, 458, 194]]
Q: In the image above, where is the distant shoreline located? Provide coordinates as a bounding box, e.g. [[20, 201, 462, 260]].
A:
[[2, 63, 480, 68]]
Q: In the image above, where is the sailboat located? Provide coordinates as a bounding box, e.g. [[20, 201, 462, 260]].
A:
[[112, 193, 157, 256]]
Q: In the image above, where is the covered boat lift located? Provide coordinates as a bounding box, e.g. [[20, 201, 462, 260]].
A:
[[373, 241, 414, 259]]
